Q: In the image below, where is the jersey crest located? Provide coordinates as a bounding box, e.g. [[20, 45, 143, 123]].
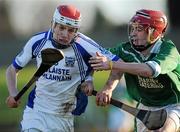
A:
[[65, 56, 75, 67]]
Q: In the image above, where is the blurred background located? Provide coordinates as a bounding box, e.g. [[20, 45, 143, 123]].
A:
[[0, 0, 179, 132]]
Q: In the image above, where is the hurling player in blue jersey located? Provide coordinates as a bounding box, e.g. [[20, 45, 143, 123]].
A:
[[6, 4, 119, 132]]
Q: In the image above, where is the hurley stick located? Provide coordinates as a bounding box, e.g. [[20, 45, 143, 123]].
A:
[[14, 48, 64, 101], [92, 90, 167, 130]]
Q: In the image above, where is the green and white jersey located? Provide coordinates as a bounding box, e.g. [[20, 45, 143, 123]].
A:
[[109, 39, 180, 106]]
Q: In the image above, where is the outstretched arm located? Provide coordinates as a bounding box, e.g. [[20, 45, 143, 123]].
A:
[[96, 69, 123, 106], [89, 52, 153, 77], [111, 61, 153, 77], [6, 64, 21, 108]]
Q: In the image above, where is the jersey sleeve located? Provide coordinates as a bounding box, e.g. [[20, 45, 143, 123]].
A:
[[76, 33, 120, 61], [152, 40, 180, 74], [12, 37, 34, 70]]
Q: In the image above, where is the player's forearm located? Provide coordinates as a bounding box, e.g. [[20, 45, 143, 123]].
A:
[[6, 65, 19, 96], [103, 70, 122, 92], [112, 61, 153, 77]]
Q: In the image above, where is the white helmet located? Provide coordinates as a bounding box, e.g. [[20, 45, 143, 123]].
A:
[[53, 5, 81, 28]]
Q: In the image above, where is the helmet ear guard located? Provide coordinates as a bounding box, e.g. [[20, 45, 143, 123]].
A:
[[147, 26, 166, 44], [147, 27, 159, 44]]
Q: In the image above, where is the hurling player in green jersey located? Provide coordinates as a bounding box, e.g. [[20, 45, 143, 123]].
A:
[[89, 9, 180, 132]]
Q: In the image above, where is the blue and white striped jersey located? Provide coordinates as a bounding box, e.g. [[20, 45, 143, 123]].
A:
[[13, 29, 119, 116]]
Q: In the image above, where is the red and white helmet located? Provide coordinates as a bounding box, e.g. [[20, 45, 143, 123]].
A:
[[53, 5, 81, 28], [129, 9, 168, 43]]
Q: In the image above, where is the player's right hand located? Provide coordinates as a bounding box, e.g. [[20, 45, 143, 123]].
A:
[[81, 80, 94, 96], [6, 96, 20, 108]]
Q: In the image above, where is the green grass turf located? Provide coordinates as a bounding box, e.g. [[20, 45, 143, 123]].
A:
[[0, 66, 36, 125]]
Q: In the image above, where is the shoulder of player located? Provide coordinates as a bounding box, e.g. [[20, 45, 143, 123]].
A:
[[23, 30, 50, 54], [28, 30, 50, 43], [24, 30, 50, 49], [161, 38, 177, 48], [157, 39, 179, 55], [74, 32, 100, 47], [113, 41, 131, 51]]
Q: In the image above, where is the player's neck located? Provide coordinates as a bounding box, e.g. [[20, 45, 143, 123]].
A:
[[141, 45, 153, 57]]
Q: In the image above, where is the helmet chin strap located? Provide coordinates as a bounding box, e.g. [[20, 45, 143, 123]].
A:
[[132, 43, 152, 52], [130, 36, 152, 52]]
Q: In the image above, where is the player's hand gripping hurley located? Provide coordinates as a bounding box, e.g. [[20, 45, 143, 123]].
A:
[[92, 90, 167, 130], [14, 48, 64, 101]]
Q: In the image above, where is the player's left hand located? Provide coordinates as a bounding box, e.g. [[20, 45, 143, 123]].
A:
[[89, 52, 111, 71], [81, 81, 94, 96]]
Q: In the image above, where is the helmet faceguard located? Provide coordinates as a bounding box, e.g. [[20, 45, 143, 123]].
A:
[[128, 9, 168, 51], [128, 22, 152, 51], [51, 5, 81, 49]]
